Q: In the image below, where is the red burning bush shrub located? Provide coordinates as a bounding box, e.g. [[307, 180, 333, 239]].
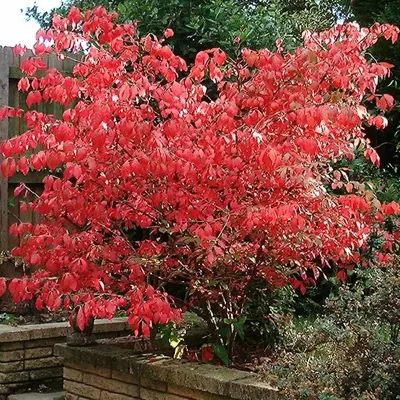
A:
[[0, 7, 399, 353]]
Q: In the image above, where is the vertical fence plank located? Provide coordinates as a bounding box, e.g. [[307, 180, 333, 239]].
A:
[[0, 47, 76, 252], [0, 47, 10, 251]]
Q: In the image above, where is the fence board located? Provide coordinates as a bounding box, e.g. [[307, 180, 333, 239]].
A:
[[0, 46, 76, 251], [0, 47, 10, 251]]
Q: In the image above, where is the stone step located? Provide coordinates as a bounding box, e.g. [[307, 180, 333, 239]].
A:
[[8, 392, 64, 400]]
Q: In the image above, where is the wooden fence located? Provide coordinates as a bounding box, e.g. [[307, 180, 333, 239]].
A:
[[0, 46, 76, 252]]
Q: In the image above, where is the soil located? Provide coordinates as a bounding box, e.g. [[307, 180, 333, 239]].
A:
[[1, 255, 70, 326], [0, 310, 68, 326]]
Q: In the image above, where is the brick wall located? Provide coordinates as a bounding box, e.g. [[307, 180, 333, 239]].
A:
[[64, 361, 232, 400], [0, 318, 130, 399], [56, 343, 280, 400], [0, 337, 64, 399]]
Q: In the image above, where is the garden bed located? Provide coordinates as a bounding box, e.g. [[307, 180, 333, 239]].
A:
[[0, 318, 131, 399], [54, 342, 279, 400]]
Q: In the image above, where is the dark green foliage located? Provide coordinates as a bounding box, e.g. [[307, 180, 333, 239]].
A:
[[262, 266, 400, 400], [0, 312, 20, 325], [336, 0, 400, 170], [333, 151, 400, 204], [26, 0, 337, 61], [242, 280, 296, 347]]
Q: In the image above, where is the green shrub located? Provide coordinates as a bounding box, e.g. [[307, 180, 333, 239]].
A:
[[261, 266, 400, 400]]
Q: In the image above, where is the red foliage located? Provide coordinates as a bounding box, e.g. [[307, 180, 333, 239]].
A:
[[201, 345, 215, 362], [0, 9, 399, 338], [0, 278, 6, 298]]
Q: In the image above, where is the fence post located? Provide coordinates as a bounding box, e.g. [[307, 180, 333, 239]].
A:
[[0, 47, 10, 252]]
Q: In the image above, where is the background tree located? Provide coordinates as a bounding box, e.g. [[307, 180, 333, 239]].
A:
[[337, 0, 400, 170], [26, 0, 338, 61]]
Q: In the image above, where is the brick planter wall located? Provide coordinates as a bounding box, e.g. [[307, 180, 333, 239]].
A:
[[0, 318, 130, 399], [55, 343, 279, 400]]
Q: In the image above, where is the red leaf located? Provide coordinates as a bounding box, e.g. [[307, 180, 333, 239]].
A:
[[158, 46, 173, 60], [33, 43, 47, 56], [213, 49, 227, 66], [365, 148, 380, 166], [47, 153, 61, 170], [345, 183, 353, 193], [62, 273, 78, 291], [381, 201, 400, 216], [14, 184, 26, 196], [73, 165, 82, 179], [1, 158, 17, 178], [369, 116, 388, 129], [77, 307, 87, 331], [18, 157, 29, 175], [201, 345, 214, 362], [13, 45, 28, 57], [195, 51, 209, 66], [26, 91, 42, 108], [383, 94, 395, 109], [380, 62, 394, 69], [164, 28, 174, 39], [141, 321, 151, 337], [17, 78, 30, 92], [0, 106, 8, 119], [337, 270, 347, 283], [0, 278, 7, 298], [67, 6, 82, 25], [376, 94, 395, 111]]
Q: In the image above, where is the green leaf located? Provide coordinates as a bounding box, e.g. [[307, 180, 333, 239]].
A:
[[212, 344, 229, 366], [117, 3, 127, 14], [217, 326, 230, 339], [170, 336, 183, 348], [233, 322, 245, 340]]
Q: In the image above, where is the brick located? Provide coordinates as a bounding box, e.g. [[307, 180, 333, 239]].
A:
[[228, 377, 280, 400], [21, 324, 68, 341], [29, 366, 63, 380], [140, 388, 187, 400], [0, 350, 24, 362], [111, 370, 139, 385], [0, 361, 24, 373], [100, 390, 137, 400], [168, 384, 230, 400], [0, 384, 11, 398], [24, 338, 64, 349], [25, 356, 62, 370], [64, 367, 84, 382], [66, 396, 94, 400], [83, 372, 139, 397], [0, 371, 29, 383], [0, 343, 23, 351], [0, 382, 31, 394], [0, 384, 10, 395], [64, 380, 101, 400], [25, 347, 54, 359], [65, 362, 111, 378], [140, 376, 167, 392], [92, 318, 128, 334], [8, 391, 65, 400], [0, 326, 27, 343]]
